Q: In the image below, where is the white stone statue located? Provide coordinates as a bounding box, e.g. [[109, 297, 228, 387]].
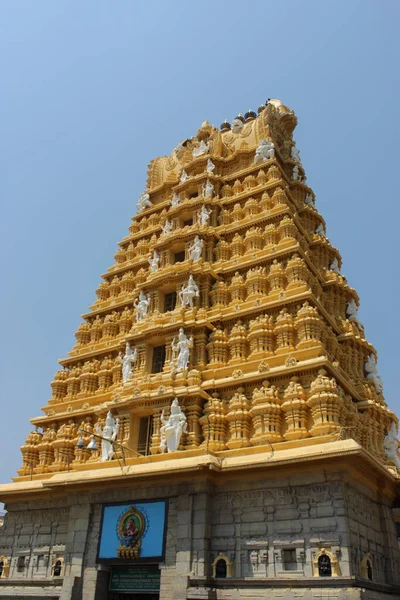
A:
[[231, 118, 244, 134], [134, 290, 151, 322], [163, 219, 173, 235], [171, 193, 180, 207], [292, 164, 299, 181], [384, 422, 400, 472], [291, 145, 302, 164], [96, 411, 120, 462], [203, 179, 214, 198], [180, 170, 189, 183], [188, 236, 203, 261], [148, 250, 160, 272], [315, 223, 325, 236], [197, 204, 212, 226], [304, 193, 314, 206], [364, 354, 383, 393], [193, 139, 209, 157], [329, 257, 340, 274], [206, 159, 215, 174], [137, 191, 152, 212], [118, 342, 137, 383], [160, 398, 188, 453], [171, 328, 193, 371], [179, 274, 199, 308], [254, 139, 275, 163], [346, 299, 363, 328]]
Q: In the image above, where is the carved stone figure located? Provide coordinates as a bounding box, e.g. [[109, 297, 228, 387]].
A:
[[179, 275, 199, 308], [148, 250, 160, 272], [364, 354, 383, 393], [346, 299, 363, 328], [171, 193, 180, 207], [254, 139, 275, 163], [171, 328, 193, 371], [118, 343, 137, 383], [189, 236, 203, 261], [206, 159, 215, 174], [96, 411, 120, 461], [137, 191, 152, 212], [163, 219, 173, 235], [193, 140, 209, 157], [198, 204, 212, 226], [315, 223, 325, 236], [203, 179, 214, 198], [180, 170, 188, 183], [134, 291, 151, 322], [231, 118, 244, 134], [160, 398, 187, 453], [291, 145, 302, 164], [292, 164, 299, 181], [305, 193, 314, 206], [329, 257, 340, 274], [384, 422, 400, 471]]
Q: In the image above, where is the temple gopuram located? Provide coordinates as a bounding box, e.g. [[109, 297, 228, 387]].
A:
[[0, 99, 399, 600]]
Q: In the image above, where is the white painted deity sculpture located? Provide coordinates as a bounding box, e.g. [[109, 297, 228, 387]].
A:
[[291, 145, 302, 164], [384, 422, 400, 472], [148, 250, 160, 272], [198, 204, 212, 226], [364, 354, 383, 393], [160, 398, 188, 453], [315, 223, 325, 236], [134, 290, 151, 322], [203, 179, 214, 198], [206, 159, 215, 174], [179, 275, 199, 308], [329, 257, 340, 274], [163, 219, 173, 235], [180, 170, 188, 183], [231, 118, 244, 133], [171, 193, 180, 207], [254, 139, 275, 163], [193, 139, 209, 157], [292, 164, 299, 180], [137, 191, 152, 212], [171, 328, 193, 372], [96, 411, 120, 461], [304, 193, 315, 206], [346, 299, 363, 328], [118, 342, 137, 383], [188, 236, 203, 261]]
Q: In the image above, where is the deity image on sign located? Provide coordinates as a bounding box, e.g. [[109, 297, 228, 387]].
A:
[[384, 422, 400, 472], [180, 170, 188, 183], [134, 291, 151, 322], [292, 164, 299, 181], [197, 204, 212, 226], [315, 223, 325, 236], [329, 257, 340, 274], [231, 117, 244, 134], [304, 193, 315, 206], [254, 139, 275, 163], [171, 193, 180, 207], [170, 328, 193, 372], [163, 219, 173, 235], [188, 236, 203, 261], [365, 354, 383, 393], [192, 139, 209, 157], [118, 342, 137, 383], [203, 179, 214, 198], [179, 275, 199, 308], [346, 299, 363, 328], [291, 145, 302, 164], [148, 250, 160, 273], [137, 191, 152, 212], [96, 411, 119, 462], [160, 398, 188, 453], [116, 506, 147, 560], [206, 158, 215, 174]]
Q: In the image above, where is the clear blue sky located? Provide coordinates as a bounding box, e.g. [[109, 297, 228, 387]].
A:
[[1, 0, 399, 485]]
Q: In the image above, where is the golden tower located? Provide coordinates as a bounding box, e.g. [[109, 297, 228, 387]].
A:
[[1, 100, 399, 600]]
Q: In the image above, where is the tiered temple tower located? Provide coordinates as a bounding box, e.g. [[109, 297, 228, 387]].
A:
[[1, 100, 399, 600]]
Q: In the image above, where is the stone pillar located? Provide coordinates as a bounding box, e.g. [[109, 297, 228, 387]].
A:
[[232, 508, 243, 578], [60, 501, 92, 600]]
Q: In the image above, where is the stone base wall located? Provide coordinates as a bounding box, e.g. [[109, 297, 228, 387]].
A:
[[0, 469, 398, 600]]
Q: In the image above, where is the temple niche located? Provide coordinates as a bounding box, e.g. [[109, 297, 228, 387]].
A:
[[14, 98, 398, 480]]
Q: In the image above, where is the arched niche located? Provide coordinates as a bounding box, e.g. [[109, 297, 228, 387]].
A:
[[211, 553, 234, 578], [51, 557, 64, 578], [312, 548, 340, 577], [0, 556, 9, 578], [360, 553, 373, 581]]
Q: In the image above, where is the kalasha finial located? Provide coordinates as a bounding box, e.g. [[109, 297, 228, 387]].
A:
[[245, 109, 257, 122], [266, 98, 271, 105], [220, 119, 231, 132], [236, 113, 245, 123]]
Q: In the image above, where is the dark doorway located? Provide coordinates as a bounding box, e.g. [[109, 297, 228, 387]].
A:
[[318, 554, 332, 576]]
